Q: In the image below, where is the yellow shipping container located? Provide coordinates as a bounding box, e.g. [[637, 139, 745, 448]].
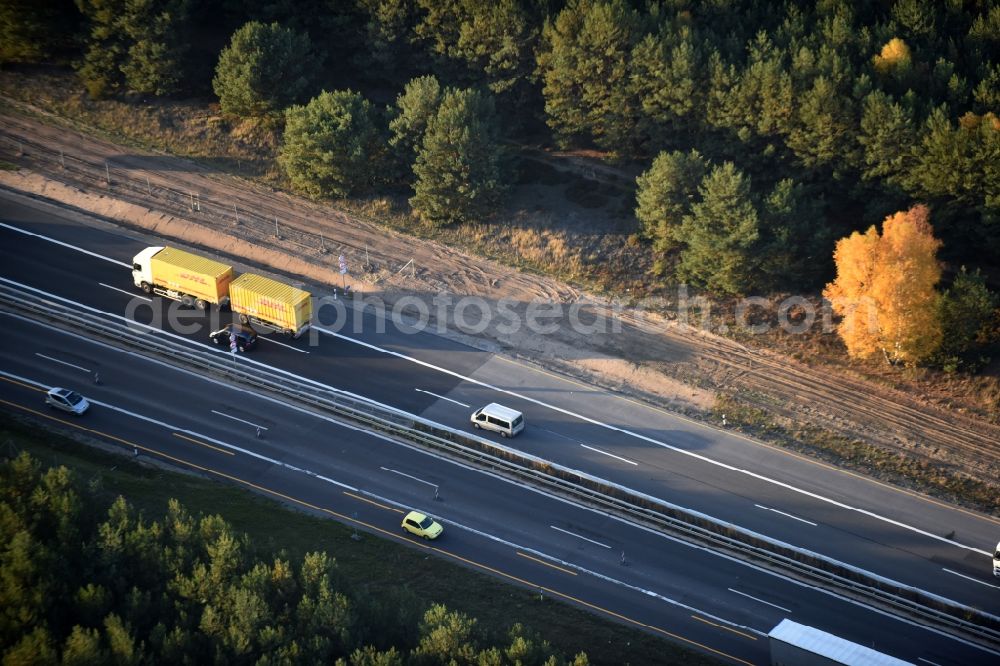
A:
[[148, 247, 234, 306], [229, 273, 312, 337]]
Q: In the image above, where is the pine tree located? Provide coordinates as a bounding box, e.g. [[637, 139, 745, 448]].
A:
[[892, 0, 937, 40], [629, 26, 705, 148], [119, 0, 191, 96], [355, 0, 422, 79], [414, 604, 478, 663], [824, 205, 943, 365], [0, 0, 79, 64], [785, 75, 859, 176], [388, 75, 442, 178], [279, 90, 384, 198], [973, 63, 1000, 111], [908, 108, 1000, 216], [758, 178, 830, 289], [410, 88, 508, 225], [212, 21, 317, 117], [634, 149, 708, 272], [536, 0, 643, 154], [452, 0, 540, 100], [76, 0, 190, 97], [729, 32, 794, 138], [934, 267, 999, 371], [63, 625, 107, 665], [76, 0, 128, 98], [677, 162, 761, 295], [858, 89, 917, 186]]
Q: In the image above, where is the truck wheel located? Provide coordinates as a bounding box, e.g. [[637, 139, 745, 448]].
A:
[[181, 295, 194, 307], [500, 431, 508, 438], [239, 314, 250, 324], [474, 422, 481, 430], [140, 282, 152, 294], [195, 299, 208, 311]]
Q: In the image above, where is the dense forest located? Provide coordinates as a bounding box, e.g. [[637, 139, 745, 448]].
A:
[[0, 452, 590, 664], [1, 0, 998, 366]]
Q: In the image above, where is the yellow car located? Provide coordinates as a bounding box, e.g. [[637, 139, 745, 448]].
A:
[[401, 511, 443, 540]]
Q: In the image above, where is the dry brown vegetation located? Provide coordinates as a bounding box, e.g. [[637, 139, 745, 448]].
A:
[[1, 67, 998, 514]]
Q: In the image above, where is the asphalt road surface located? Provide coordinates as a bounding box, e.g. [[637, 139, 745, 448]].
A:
[[1, 189, 998, 663]]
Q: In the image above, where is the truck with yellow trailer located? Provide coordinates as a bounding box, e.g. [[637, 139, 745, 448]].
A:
[[131, 246, 234, 310], [131, 246, 313, 337], [228, 273, 312, 338]]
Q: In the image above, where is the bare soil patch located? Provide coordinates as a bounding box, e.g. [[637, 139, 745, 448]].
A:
[[2, 75, 999, 513]]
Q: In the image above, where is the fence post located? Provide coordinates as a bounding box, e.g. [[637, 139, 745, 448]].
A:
[[233, 203, 240, 225], [274, 217, 279, 238], [189, 192, 195, 211], [105, 162, 110, 185], [320, 232, 326, 253], [60, 150, 65, 169], [145, 176, 152, 196]]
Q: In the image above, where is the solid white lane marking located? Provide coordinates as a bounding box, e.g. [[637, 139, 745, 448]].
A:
[[942, 568, 1000, 589], [727, 588, 792, 613], [918, 658, 943, 666], [256, 336, 308, 353], [415, 388, 469, 407], [2, 266, 993, 564], [754, 504, 817, 527], [35, 353, 91, 373], [0, 222, 132, 267], [99, 282, 150, 301], [318, 323, 997, 557], [580, 443, 638, 466], [550, 525, 611, 549], [0, 359, 995, 658], [380, 466, 438, 488], [210, 409, 268, 431], [0, 368, 355, 490]]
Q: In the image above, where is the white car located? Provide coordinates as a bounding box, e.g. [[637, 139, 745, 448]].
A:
[[45, 387, 91, 416]]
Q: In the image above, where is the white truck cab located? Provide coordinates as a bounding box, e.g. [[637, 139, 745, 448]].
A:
[[993, 541, 1000, 578], [131, 246, 163, 291]]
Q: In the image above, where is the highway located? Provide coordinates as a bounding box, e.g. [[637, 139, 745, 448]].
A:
[[1, 189, 999, 663], [1, 309, 995, 666]]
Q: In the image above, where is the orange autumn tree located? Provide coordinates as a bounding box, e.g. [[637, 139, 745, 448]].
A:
[[824, 205, 943, 365]]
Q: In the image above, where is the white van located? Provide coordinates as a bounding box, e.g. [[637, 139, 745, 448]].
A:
[[993, 540, 1000, 578], [471, 403, 525, 438]]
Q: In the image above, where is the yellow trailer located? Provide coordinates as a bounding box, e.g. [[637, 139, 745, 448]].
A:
[[131, 246, 234, 309], [228, 273, 312, 337]]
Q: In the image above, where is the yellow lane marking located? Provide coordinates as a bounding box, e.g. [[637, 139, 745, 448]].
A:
[[0, 398, 212, 470], [172, 432, 235, 456], [516, 551, 578, 575], [4, 396, 754, 666], [691, 615, 758, 640], [0, 375, 47, 392], [648, 625, 756, 666], [343, 491, 399, 512]]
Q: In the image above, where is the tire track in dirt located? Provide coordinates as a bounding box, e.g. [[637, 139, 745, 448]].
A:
[[0, 115, 580, 304], [614, 309, 1000, 473], [2, 111, 997, 484]]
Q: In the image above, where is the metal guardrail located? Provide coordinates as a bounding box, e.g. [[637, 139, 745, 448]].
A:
[[2, 282, 998, 650]]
